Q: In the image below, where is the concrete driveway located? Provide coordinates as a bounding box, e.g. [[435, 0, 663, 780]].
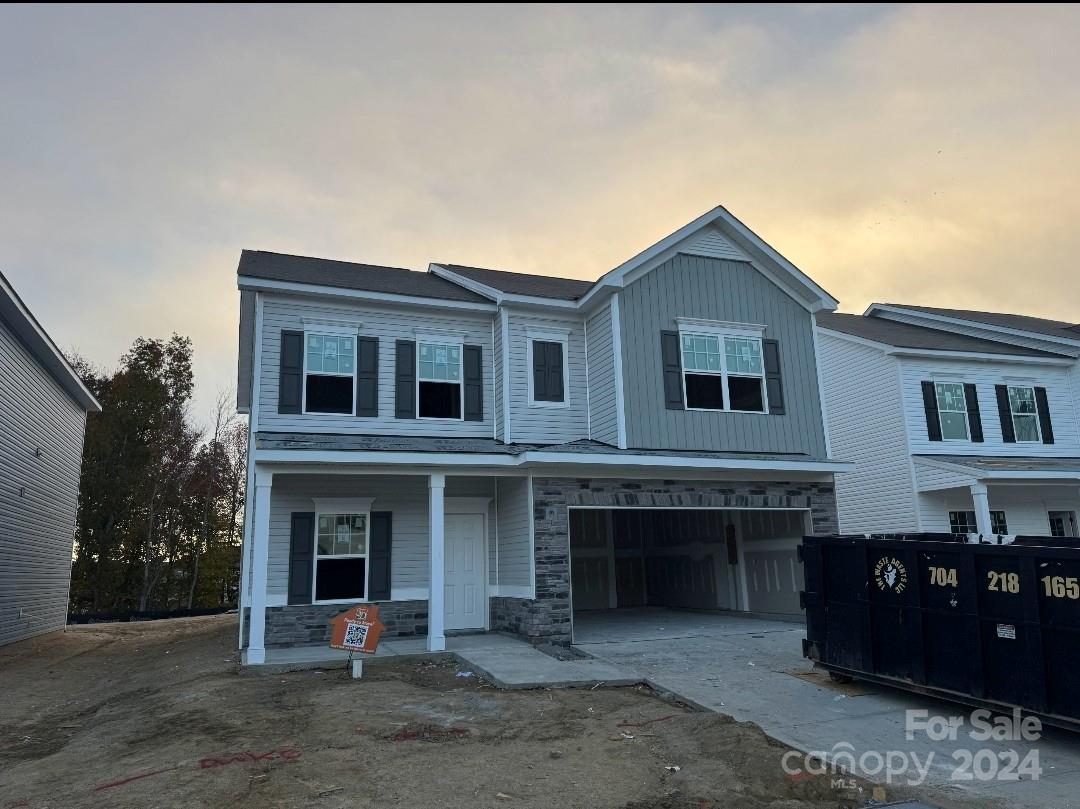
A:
[[573, 608, 1080, 809]]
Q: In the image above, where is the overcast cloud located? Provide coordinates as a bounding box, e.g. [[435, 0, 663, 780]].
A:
[[3, 4, 1079, 421]]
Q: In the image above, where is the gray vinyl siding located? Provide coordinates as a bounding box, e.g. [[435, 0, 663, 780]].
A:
[[265, 474, 495, 602], [493, 313, 504, 442], [495, 477, 531, 589], [505, 310, 589, 444], [258, 294, 495, 436], [0, 315, 87, 645], [236, 289, 255, 411], [818, 332, 918, 533], [618, 254, 828, 456], [586, 302, 618, 446]]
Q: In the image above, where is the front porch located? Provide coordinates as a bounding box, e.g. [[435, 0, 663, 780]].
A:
[[913, 455, 1080, 537]]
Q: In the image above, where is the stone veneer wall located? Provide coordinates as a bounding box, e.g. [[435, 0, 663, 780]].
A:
[[258, 600, 428, 649], [490, 477, 839, 647]]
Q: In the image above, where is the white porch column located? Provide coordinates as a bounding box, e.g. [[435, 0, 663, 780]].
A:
[[246, 467, 273, 665], [428, 473, 446, 652], [971, 482, 993, 537]]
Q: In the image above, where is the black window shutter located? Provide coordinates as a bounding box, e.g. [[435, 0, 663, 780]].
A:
[[395, 340, 416, 419], [287, 512, 315, 605], [964, 383, 983, 442], [368, 511, 393, 601], [463, 344, 483, 421], [356, 336, 378, 417], [660, 331, 684, 410], [921, 381, 942, 441], [995, 385, 1016, 443], [1035, 387, 1055, 444], [278, 330, 304, 414], [762, 339, 785, 415], [547, 342, 564, 401], [532, 341, 548, 401]]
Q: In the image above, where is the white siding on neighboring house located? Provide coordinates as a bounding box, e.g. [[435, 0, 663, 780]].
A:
[[258, 294, 495, 436], [913, 462, 974, 492], [0, 316, 88, 645], [265, 475, 496, 604], [504, 309, 589, 445], [585, 302, 618, 446], [900, 357, 1080, 457], [818, 332, 918, 533], [495, 477, 531, 592], [918, 488, 1080, 536]]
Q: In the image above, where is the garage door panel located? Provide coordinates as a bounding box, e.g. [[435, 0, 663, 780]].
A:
[[745, 541, 804, 616]]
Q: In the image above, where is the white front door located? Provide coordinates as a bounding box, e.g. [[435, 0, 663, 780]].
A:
[[444, 513, 486, 630]]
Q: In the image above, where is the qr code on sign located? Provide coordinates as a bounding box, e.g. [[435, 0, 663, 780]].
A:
[[344, 621, 368, 647]]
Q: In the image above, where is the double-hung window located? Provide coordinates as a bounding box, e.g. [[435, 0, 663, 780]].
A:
[[681, 330, 766, 413], [949, 510, 1008, 535], [934, 382, 969, 441], [314, 512, 368, 602], [304, 333, 355, 414], [418, 342, 462, 419], [1007, 385, 1041, 442]]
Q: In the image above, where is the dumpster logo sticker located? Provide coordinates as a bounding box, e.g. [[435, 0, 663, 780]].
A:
[[874, 556, 908, 593]]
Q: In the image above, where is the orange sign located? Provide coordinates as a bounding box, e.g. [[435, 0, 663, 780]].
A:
[[328, 605, 384, 654]]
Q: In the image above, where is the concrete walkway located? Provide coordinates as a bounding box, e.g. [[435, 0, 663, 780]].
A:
[[261, 633, 639, 689], [573, 608, 1080, 809]]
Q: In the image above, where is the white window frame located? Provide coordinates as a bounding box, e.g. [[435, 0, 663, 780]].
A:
[[675, 319, 769, 415], [526, 327, 571, 410], [1006, 384, 1042, 443], [301, 324, 360, 416], [311, 497, 374, 605], [416, 338, 465, 421], [933, 380, 970, 442]]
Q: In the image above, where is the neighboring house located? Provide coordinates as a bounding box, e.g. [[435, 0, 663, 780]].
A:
[[817, 304, 1080, 539], [235, 206, 851, 664], [0, 271, 100, 646]]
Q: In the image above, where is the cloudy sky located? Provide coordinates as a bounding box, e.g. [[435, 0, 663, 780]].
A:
[[3, 4, 1079, 422]]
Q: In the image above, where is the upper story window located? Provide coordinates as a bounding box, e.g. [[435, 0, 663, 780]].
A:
[[305, 333, 355, 414], [934, 382, 969, 441], [1007, 385, 1041, 442], [680, 331, 765, 413], [526, 328, 569, 408], [418, 342, 462, 419]]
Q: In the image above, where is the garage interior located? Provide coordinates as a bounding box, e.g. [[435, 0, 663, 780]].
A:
[[568, 508, 810, 636]]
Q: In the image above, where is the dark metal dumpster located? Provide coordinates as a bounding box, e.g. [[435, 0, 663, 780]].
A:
[[800, 533, 1080, 731]]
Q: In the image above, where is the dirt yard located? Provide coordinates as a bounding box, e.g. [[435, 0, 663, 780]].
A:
[[0, 615, 976, 809]]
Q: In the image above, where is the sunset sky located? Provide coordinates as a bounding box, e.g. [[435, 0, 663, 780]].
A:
[[3, 4, 1079, 421]]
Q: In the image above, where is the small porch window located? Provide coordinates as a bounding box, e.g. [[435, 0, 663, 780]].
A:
[[934, 382, 969, 441], [949, 510, 1008, 535], [1007, 386, 1041, 443], [314, 513, 368, 602], [418, 342, 462, 419]]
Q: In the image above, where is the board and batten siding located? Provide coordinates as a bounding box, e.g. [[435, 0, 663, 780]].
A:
[[265, 475, 497, 603], [817, 332, 919, 533], [900, 357, 1079, 456], [257, 294, 495, 436], [495, 477, 531, 590], [504, 310, 589, 445], [585, 303, 618, 446], [618, 254, 827, 456], [0, 315, 87, 645]]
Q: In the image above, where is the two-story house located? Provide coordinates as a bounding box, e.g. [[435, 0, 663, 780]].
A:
[[235, 207, 849, 664], [817, 304, 1080, 540]]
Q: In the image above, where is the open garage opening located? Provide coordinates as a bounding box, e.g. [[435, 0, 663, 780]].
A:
[[568, 507, 811, 640]]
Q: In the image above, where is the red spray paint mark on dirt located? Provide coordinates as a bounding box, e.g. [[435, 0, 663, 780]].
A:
[[198, 749, 302, 769], [94, 767, 178, 792]]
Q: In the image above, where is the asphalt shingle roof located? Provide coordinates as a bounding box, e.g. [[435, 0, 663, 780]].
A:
[[815, 312, 1066, 358], [237, 250, 490, 304], [916, 455, 1080, 474], [883, 304, 1080, 342], [435, 264, 595, 301]]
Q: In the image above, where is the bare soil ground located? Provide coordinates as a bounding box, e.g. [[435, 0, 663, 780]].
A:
[[0, 615, 972, 809]]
